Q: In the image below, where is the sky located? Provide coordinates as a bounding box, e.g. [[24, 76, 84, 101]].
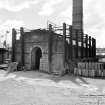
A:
[[0, 0, 105, 48]]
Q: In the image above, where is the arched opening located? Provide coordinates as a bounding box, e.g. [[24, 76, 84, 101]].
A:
[[31, 47, 42, 70]]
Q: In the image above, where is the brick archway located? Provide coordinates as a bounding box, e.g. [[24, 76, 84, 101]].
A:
[[31, 47, 42, 70]]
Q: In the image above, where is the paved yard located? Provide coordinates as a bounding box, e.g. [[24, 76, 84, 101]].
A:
[[0, 70, 105, 105]]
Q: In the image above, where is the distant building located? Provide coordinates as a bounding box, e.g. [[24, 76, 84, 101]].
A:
[[0, 48, 8, 64], [96, 48, 105, 56]]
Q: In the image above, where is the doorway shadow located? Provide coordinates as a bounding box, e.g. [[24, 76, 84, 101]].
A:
[[31, 47, 42, 70], [6, 71, 89, 86]]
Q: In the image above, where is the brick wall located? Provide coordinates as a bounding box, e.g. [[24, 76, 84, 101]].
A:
[[15, 29, 65, 74]]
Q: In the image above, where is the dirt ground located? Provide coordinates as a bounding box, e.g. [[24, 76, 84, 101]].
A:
[[0, 70, 105, 105]]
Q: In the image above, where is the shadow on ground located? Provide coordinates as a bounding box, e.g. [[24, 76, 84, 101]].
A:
[[4, 70, 89, 86]]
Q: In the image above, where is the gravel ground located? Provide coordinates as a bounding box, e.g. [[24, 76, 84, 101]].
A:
[[0, 70, 105, 105]]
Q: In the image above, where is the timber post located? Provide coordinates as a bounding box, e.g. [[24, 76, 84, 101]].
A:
[[92, 38, 94, 57], [94, 39, 96, 57], [85, 34, 88, 58], [81, 33, 83, 58], [48, 24, 53, 73], [2, 50, 4, 63], [76, 30, 78, 58], [11, 28, 16, 62], [89, 36, 92, 58], [63, 23, 66, 67], [69, 25, 73, 60], [20, 27, 25, 66]]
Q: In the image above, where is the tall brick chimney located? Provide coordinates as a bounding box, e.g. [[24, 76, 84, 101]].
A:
[[72, 0, 83, 33]]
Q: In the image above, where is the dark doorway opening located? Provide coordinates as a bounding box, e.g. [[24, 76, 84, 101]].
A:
[[31, 47, 42, 70]]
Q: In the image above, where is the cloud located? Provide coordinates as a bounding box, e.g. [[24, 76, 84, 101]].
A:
[[60, 6, 72, 24], [0, 0, 40, 12], [83, 0, 105, 47], [0, 0, 105, 48], [0, 20, 25, 32], [39, 0, 63, 16]]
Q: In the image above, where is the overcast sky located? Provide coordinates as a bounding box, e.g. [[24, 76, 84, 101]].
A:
[[0, 0, 105, 48]]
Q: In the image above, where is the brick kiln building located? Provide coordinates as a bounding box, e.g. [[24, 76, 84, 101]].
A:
[[11, 25, 69, 74], [11, 0, 96, 74]]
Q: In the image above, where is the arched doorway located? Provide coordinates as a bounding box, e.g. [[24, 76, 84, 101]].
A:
[[31, 47, 42, 70]]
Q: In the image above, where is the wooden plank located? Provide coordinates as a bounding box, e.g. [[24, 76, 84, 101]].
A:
[[103, 69, 105, 77], [74, 68, 78, 76], [85, 63, 89, 77]]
